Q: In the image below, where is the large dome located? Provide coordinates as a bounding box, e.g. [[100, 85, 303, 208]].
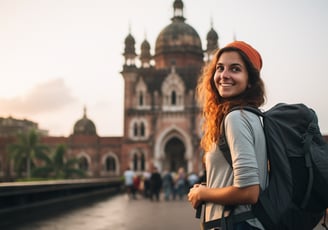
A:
[[73, 107, 97, 135], [155, 21, 202, 54], [154, 0, 203, 69]]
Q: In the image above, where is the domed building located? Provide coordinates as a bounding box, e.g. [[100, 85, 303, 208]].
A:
[[73, 107, 97, 136], [0, 0, 219, 180]]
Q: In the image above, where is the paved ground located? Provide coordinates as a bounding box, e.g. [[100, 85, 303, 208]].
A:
[[5, 193, 327, 230], [8, 193, 201, 230]]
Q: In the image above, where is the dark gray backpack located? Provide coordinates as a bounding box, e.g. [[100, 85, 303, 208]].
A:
[[217, 103, 328, 230]]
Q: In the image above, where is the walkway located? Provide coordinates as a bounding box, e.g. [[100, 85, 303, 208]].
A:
[[8, 193, 200, 230], [6, 193, 327, 230]]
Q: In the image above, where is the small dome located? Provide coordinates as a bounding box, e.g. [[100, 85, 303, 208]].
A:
[[140, 38, 152, 66], [141, 39, 150, 50], [124, 33, 135, 46], [207, 28, 218, 41], [123, 33, 136, 56], [73, 107, 97, 135], [206, 27, 219, 52]]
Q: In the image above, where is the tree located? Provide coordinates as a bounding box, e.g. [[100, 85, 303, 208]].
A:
[[32, 144, 85, 179], [7, 129, 49, 179]]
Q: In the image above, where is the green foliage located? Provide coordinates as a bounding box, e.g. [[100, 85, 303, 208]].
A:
[[7, 129, 85, 180], [32, 144, 85, 179], [7, 129, 49, 178]]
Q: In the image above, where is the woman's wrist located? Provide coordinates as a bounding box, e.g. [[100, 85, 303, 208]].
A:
[[198, 183, 206, 201]]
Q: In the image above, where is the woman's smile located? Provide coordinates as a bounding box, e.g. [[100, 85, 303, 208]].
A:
[[213, 51, 248, 98]]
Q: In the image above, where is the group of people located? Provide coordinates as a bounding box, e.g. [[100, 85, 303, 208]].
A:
[[123, 166, 202, 202]]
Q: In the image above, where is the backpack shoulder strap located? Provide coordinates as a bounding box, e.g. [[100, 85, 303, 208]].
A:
[[219, 106, 264, 167]]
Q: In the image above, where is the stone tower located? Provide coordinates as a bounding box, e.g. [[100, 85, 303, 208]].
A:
[[120, 0, 218, 173]]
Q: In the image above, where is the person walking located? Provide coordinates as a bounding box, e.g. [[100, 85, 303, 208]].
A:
[[188, 41, 268, 229], [142, 169, 151, 198], [150, 166, 162, 201], [133, 174, 142, 199], [123, 166, 136, 200], [175, 167, 187, 200], [162, 169, 174, 201]]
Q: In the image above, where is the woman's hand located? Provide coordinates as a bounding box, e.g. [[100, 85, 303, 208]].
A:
[[189, 183, 260, 209], [188, 184, 205, 209]]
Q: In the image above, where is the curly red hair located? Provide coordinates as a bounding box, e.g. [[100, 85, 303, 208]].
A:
[[196, 45, 266, 153]]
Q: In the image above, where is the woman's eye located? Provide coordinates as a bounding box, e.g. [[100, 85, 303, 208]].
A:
[[216, 65, 224, 72], [231, 66, 241, 72]]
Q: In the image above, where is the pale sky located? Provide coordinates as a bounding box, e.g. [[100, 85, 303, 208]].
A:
[[1, 0, 328, 136]]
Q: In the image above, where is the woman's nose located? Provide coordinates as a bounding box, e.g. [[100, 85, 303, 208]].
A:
[[221, 68, 229, 79]]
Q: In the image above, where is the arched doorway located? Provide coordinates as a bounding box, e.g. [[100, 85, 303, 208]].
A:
[[163, 137, 186, 172]]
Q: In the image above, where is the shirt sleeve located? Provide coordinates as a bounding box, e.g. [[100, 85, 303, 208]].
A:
[[224, 110, 260, 188]]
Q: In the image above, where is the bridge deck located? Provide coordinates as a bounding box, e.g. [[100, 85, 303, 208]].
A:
[[5, 193, 200, 230], [4, 193, 326, 230]]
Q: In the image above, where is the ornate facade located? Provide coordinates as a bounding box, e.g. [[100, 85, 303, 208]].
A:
[[120, 0, 218, 174]]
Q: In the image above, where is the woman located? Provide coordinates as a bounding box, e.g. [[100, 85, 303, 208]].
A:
[[188, 41, 268, 230]]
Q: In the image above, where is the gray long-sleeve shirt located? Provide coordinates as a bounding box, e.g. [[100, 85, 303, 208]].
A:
[[204, 110, 267, 229]]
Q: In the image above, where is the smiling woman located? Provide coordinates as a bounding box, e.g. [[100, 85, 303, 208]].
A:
[[188, 41, 267, 229]]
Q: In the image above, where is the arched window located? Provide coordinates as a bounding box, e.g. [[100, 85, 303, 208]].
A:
[[105, 156, 116, 172], [139, 91, 144, 106], [132, 152, 146, 171], [133, 123, 138, 136], [79, 157, 88, 171], [161, 68, 185, 111], [130, 119, 148, 139], [141, 153, 145, 171], [171, 90, 177, 105], [140, 122, 145, 136], [133, 154, 138, 171]]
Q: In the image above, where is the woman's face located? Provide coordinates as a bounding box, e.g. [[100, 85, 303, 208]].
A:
[[213, 51, 249, 99]]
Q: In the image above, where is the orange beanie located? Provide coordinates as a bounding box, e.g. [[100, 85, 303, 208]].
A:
[[225, 41, 262, 71]]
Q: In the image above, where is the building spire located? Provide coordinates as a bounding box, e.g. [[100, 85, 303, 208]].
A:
[[83, 105, 87, 118], [172, 0, 185, 22], [123, 24, 137, 66]]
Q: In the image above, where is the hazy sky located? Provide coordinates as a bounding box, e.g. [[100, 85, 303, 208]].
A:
[[1, 0, 328, 136]]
